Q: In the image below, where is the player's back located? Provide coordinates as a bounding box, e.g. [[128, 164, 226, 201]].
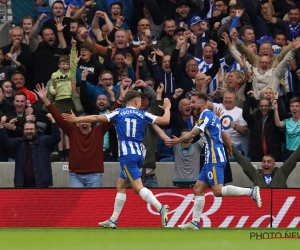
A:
[[108, 107, 156, 156], [197, 109, 226, 164]]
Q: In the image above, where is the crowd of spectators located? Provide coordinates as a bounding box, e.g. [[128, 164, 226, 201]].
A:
[[0, 0, 299, 188]]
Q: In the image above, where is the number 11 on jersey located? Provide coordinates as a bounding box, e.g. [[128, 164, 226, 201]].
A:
[[125, 118, 137, 137]]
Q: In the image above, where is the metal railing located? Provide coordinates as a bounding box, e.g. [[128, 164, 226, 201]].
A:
[[0, 4, 8, 21]]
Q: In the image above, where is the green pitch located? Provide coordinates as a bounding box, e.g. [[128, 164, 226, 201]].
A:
[[1, 228, 299, 250]]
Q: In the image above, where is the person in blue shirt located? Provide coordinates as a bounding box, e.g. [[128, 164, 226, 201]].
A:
[[166, 92, 262, 230], [96, 0, 133, 30], [62, 81, 171, 228]]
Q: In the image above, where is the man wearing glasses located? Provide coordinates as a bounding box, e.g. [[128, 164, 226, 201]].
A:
[[81, 70, 116, 103]]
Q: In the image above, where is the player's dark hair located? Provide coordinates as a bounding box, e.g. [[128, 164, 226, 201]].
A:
[[191, 92, 207, 102], [0, 85, 3, 94], [125, 90, 142, 103]]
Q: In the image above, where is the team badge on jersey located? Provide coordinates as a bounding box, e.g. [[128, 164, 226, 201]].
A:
[[221, 115, 233, 130], [197, 119, 204, 125], [298, 123, 300, 128]]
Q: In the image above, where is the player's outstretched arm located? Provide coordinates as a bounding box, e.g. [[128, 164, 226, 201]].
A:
[[179, 127, 200, 142], [62, 111, 108, 123], [152, 124, 171, 142], [154, 98, 171, 125], [165, 127, 200, 147]]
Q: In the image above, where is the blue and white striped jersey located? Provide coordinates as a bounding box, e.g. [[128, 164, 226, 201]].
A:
[[204, 3, 215, 20], [195, 57, 240, 94], [272, 45, 293, 93], [194, 109, 226, 164], [223, 61, 242, 73], [106, 107, 157, 157]]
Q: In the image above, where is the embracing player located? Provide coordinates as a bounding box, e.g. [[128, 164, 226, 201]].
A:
[[166, 92, 262, 230], [63, 86, 171, 228]]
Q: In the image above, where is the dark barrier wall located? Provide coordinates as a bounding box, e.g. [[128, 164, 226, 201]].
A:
[[0, 188, 299, 228]]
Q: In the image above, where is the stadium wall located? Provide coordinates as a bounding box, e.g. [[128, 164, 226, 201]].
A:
[[0, 188, 299, 228], [0, 20, 10, 47], [0, 162, 300, 188]]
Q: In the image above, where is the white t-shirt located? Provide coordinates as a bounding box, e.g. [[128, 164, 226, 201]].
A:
[[213, 103, 248, 146]]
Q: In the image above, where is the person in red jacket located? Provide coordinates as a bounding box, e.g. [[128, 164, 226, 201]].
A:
[[34, 82, 128, 187], [11, 71, 37, 105]]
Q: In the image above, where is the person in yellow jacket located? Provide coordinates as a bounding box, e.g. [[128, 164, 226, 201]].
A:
[[49, 37, 77, 113], [49, 37, 81, 161]]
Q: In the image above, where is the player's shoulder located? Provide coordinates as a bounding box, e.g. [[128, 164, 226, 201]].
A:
[[200, 109, 214, 118], [196, 110, 212, 125], [108, 108, 121, 114]]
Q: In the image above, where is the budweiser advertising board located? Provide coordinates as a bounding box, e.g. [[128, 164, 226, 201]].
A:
[[0, 189, 299, 228]]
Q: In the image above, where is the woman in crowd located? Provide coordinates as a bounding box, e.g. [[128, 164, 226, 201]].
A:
[[0, 80, 15, 102], [243, 90, 287, 162], [224, 70, 246, 108], [21, 15, 41, 45]]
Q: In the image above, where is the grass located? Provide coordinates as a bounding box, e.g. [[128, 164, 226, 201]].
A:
[[1, 228, 300, 250]]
